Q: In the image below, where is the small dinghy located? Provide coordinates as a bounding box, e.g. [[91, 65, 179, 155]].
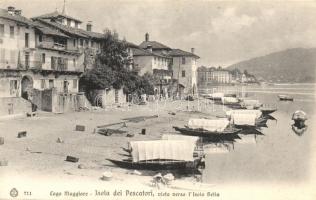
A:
[[278, 95, 294, 101], [292, 110, 307, 128]]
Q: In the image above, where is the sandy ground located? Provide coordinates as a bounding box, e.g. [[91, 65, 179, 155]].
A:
[[0, 99, 222, 190]]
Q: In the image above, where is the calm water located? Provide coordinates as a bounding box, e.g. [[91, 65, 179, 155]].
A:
[[200, 84, 316, 184]]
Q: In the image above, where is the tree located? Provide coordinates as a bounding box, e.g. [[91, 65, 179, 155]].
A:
[[80, 29, 154, 97]]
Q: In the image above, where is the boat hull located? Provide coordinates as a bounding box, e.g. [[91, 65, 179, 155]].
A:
[[173, 126, 241, 142], [106, 159, 202, 170]]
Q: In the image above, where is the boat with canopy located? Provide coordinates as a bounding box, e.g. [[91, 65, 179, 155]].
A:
[[107, 140, 203, 170]]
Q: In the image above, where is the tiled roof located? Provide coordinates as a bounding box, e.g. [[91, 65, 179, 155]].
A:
[[169, 49, 200, 58], [33, 11, 82, 23], [139, 41, 172, 50], [0, 8, 36, 26], [32, 21, 69, 38], [132, 47, 153, 56], [132, 47, 171, 58], [34, 18, 104, 39]]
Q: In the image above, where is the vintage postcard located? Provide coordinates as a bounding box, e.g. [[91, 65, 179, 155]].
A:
[[0, 0, 315, 199]]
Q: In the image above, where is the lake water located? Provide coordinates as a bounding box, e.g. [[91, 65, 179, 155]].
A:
[[200, 84, 316, 184]]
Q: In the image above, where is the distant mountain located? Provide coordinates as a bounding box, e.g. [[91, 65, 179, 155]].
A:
[[226, 48, 316, 83]]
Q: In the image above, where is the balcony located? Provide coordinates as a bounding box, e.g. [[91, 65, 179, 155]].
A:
[[37, 42, 81, 55], [153, 69, 173, 77]]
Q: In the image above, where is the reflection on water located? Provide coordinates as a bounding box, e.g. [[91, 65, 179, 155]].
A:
[[291, 125, 307, 136], [200, 84, 315, 183]]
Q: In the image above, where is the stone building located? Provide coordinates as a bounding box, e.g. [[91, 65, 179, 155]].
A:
[[137, 33, 200, 97], [0, 5, 106, 117], [197, 66, 233, 85]]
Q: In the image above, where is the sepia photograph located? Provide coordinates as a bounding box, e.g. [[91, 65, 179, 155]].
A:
[[0, 0, 315, 199]]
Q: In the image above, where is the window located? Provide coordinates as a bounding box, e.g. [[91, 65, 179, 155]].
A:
[[25, 33, 29, 47], [115, 89, 119, 103], [10, 80, 18, 95], [25, 53, 30, 69], [182, 57, 186, 64], [91, 41, 94, 48], [41, 79, 46, 89], [51, 56, 56, 70], [73, 58, 76, 67], [10, 26, 14, 38], [49, 79, 54, 89], [182, 70, 186, 77], [42, 53, 45, 63], [75, 22, 79, 28], [0, 24, 4, 37], [67, 19, 71, 26], [79, 39, 83, 47], [73, 79, 77, 89], [39, 34, 42, 42], [73, 39, 76, 47]]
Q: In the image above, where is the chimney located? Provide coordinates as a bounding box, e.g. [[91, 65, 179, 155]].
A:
[[14, 10, 22, 16], [145, 33, 149, 42], [146, 45, 152, 52], [7, 6, 15, 15], [191, 48, 195, 54], [86, 21, 92, 31]]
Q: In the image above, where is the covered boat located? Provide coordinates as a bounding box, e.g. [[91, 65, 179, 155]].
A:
[[220, 97, 240, 105], [239, 99, 262, 109], [173, 118, 241, 141], [205, 92, 224, 100], [226, 109, 267, 128], [107, 140, 202, 170]]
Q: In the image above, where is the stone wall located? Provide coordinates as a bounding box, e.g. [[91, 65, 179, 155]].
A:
[[0, 97, 32, 117]]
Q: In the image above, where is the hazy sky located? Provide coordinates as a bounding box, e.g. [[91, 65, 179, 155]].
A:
[[1, 0, 316, 67]]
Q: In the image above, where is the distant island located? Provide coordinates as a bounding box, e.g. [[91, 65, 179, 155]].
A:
[[226, 48, 316, 83]]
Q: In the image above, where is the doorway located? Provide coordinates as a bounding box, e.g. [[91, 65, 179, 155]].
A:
[[21, 75, 33, 100]]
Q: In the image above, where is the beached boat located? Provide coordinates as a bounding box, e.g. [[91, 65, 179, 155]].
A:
[[106, 159, 201, 170], [107, 140, 203, 171], [173, 118, 241, 141], [173, 126, 241, 141], [278, 95, 294, 101]]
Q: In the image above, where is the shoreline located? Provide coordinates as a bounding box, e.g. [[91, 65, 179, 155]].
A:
[[0, 99, 225, 189]]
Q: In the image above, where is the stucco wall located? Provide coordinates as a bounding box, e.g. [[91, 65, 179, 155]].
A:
[[172, 56, 197, 93], [0, 18, 36, 69], [0, 97, 32, 117], [133, 55, 170, 76]]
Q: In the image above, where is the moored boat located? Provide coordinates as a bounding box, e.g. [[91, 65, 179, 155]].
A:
[[173, 126, 241, 141], [226, 109, 268, 128], [173, 118, 241, 141], [278, 95, 294, 101]]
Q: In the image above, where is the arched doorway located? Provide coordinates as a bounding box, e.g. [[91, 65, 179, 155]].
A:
[[21, 75, 33, 100]]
